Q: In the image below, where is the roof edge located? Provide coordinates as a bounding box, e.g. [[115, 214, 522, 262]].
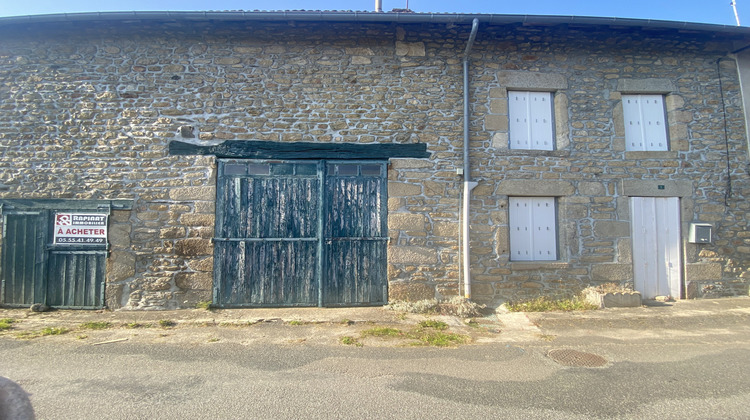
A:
[[0, 10, 749, 35]]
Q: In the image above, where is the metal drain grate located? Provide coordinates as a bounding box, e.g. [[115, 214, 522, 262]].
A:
[[548, 349, 607, 367]]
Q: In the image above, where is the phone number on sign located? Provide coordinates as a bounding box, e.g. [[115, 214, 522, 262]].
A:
[[55, 238, 105, 244]]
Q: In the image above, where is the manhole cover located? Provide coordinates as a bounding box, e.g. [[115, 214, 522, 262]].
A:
[[547, 349, 607, 367]]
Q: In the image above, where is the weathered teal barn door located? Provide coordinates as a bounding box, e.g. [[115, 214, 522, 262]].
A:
[[214, 160, 388, 307], [214, 161, 320, 306], [323, 163, 388, 306]]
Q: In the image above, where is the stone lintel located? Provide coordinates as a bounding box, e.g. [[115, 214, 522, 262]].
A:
[[617, 78, 676, 93], [622, 179, 693, 197], [497, 71, 568, 91], [496, 180, 574, 196]]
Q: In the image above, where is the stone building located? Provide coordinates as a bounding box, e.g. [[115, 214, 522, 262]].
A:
[[0, 11, 749, 310]]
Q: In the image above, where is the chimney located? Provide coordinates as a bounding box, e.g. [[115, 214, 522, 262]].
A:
[[375, 0, 382, 12]]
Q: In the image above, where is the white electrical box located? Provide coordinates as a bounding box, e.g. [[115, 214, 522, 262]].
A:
[[688, 223, 712, 244]]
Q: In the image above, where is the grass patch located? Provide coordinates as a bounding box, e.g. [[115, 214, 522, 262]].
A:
[[287, 320, 305, 326], [16, 326, 70, 339], [387, 297, 487, 318], [218, 321, 256, 327], [125, 322, 148, 329], [418, 320, 448, 330], [158, 320, 177, 328], [537, 334, 556, 342], [340, 319, 354, 326], [358, 325, 470, 348], [195, 301, 213, 310], [465, 319, 481, 329], [79, 321, 112, 330], [410, 331, 469, 347], [0, 318, 16, 331], [207, 338, 220, 343], [506, 296, 598, 312], [360, 327, 404, 338], [340, 336, 363, 347], [41, 327, 69, 336]]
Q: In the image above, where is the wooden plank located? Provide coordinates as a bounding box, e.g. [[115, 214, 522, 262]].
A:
[[169, 140, 430, 160]]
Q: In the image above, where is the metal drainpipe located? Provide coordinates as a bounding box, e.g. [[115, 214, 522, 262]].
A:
[[462, 18, 480, 299]]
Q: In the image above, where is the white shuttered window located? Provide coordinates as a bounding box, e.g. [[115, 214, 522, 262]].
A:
[[509, 91, 554, 150], [509, 197, 557, 261], [622, 94, 668, 151]]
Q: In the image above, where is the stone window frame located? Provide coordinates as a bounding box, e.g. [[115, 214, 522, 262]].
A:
[[613, 78, 688, 158], [495, 180, 574, 269], [487, 71, 570, 155]]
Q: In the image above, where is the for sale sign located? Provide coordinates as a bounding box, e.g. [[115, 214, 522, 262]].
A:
[[54, 213, 108, 245]]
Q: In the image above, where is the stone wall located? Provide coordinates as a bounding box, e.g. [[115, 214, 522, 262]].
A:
[[0, 18, 748, 308], [465, 25, 750, 301]]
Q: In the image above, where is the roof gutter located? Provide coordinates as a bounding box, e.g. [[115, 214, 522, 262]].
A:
[[461, 18, 479, 300]]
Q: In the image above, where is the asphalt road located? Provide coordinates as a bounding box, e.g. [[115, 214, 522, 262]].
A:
[[2, 301, 750, 420]]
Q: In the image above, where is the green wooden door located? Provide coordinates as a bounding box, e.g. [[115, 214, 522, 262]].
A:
[[214, 160, 388, 307], [1, 212, 47, 306], [1, 210, 106, 308]]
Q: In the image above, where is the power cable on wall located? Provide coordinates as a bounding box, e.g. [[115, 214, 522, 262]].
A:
[[716, 56, 735, 208]]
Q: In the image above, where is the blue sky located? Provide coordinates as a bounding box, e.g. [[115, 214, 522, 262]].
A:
[[0, 0, 744, 26]]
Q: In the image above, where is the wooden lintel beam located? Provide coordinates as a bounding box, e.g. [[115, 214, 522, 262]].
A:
[[169, 140, 430, 160]]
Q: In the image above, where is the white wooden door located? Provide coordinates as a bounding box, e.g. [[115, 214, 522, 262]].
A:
[[630, 197, 681, 299]]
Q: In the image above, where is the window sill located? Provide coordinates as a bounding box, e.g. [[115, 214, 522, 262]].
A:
[[495, 149, 571, 158], [510, 262, 570, 270], [624, 151, 678, 159]]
